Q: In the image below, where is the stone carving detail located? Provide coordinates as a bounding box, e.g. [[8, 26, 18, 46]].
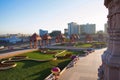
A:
[[104, 0, 112, 7], [98, 65, 104, 80], [98, 0, 120, 80]]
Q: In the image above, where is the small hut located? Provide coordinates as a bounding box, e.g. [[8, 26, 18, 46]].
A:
[[55, 34, 66, 43], [70, 34, 78, 43], [30, 33, 42, 48], [85, 34, 93, 43], [41, 34, 52, 46]]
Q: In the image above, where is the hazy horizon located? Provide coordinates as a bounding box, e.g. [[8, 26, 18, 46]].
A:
[[0, 0, 108, 34]]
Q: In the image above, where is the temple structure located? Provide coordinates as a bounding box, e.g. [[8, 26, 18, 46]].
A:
[[85, 34, 93, 42], [30, 33, 42, 48], [70, 34, 78, 43], [41, 34, 52, 46], [98, 0, 120, 80], [55, 34, 66, 43]]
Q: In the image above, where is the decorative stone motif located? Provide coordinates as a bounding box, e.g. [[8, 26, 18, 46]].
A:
[[98, 0, 120, 80]]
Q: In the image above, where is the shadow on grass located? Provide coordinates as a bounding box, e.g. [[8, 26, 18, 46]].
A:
[[26, 60, 71, 80], [26, 68, 51, 80], [20, 60, 46, 69], [57, 59, 71, 70]]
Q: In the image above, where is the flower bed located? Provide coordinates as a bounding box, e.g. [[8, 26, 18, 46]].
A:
[[56, 54, 72, 59], [39, 49, 57, 54], [44, 51, 56, 54], [11, 56, 28, 60], [0, 61, 17, 70]]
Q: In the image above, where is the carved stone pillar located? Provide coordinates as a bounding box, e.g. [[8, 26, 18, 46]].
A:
[[49, 39, 51, 45], [98, 0, 120, 80], [30, 41, 32, 48], [39, 40, 42, 47], [34, 41, 37, 48]]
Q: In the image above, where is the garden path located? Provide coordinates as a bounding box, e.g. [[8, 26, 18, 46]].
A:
[[58, 48, 106, 80]]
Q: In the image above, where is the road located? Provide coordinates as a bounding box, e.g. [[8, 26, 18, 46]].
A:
[[58, 48, 106, 80], [0, 43, 30, 54], [0, 39, 56, 54]]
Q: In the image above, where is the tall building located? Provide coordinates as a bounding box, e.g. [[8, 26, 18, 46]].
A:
[[39, 29, 48, 36], [80, 23, 96, 34], [68, 22, 81, 35], [49, 30, 61, 37], [64, 29, 68, 36], [64, 29, 68, 34]]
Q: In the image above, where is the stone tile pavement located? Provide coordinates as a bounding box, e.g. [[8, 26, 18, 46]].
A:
[[58, 48, 106, 80]]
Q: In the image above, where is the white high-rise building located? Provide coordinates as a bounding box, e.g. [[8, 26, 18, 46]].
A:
[[68, 22, 81, 35], [80, 23, 96, 34]]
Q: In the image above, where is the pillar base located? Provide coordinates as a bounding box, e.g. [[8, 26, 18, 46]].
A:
[[99, 54, 120, 80], [108, 55, 120, 67]]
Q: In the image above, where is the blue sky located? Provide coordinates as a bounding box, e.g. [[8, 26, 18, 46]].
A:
[[0, 0, 108, 34]]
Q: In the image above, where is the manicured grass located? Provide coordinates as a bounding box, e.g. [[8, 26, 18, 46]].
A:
[[0, 50, 72, 80], [56, 50, 67, 56], [74, 43, 92, 48], [75, 42, 107, 48], [56, 50, 83, 56], [54, 42, 93, 48], [54, 42, 106, 48], [20, 50, 63, 60], [0, 59, 71, 80], [80, 44, 92, 48], [21, 51, 54, 60]]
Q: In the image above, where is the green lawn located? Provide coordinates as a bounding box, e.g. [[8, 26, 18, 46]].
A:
[[0, 59, 70, 80], [21, 51, 54, 60], [0, 50, 72, 80], [54, 42, 93, 48], [57, 50, 81, 56], [20, 50, 63, 60], [74, 43, 92, 48], [80, 44, 92, 48], [74, 42, 107, 48], [54, 42, 106, 48]]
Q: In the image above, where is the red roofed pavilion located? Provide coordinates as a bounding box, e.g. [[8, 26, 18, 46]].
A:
[[30, 33, 42, 48]]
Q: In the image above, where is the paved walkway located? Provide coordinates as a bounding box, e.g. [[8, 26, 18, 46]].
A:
[[58, 48, 106, 80]]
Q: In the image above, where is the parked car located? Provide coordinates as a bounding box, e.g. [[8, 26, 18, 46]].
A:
[[83, 51, 89, 55], [86, 48, 95, 53]]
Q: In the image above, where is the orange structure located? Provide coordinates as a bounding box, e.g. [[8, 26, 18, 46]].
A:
[[70, 34, 79, 43], [55, 34, 66, 43], [85, 34, 93, 43], [41, 34, 52, 46], [30, 33, 42, 48], [70, 34, 76, 43]]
